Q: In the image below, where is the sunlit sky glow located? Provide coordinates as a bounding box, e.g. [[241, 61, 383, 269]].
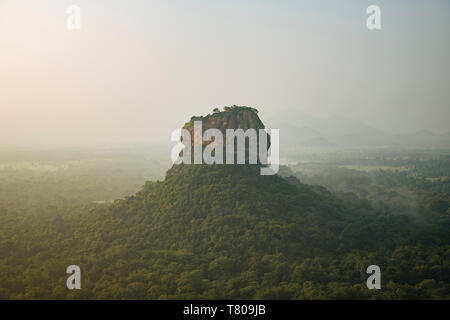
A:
[[1, 0, 449, 147]]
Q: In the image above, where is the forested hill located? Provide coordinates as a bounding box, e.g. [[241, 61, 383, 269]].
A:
[[0, 109, 448, 299], [0, 161, 448, 299]]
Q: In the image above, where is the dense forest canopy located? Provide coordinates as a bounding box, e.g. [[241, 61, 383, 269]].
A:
[[0, 152, 449, 299]]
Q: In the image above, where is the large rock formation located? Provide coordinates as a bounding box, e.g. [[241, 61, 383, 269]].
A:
[[169, 105, 273, 174], [182, 105, 268, 148]]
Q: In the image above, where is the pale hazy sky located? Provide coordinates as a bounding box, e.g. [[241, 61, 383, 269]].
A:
[[1, 0, 449, 147]]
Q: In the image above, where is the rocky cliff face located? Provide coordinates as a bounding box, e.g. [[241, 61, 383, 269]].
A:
[[169, 106, 271, 171], [182, 105, 268, 148]]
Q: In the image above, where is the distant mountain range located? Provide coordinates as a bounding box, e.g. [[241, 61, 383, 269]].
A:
[[266, 109, 450, 150]]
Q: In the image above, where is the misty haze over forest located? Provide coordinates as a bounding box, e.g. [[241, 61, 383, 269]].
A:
[[0, 0, 449, 301]]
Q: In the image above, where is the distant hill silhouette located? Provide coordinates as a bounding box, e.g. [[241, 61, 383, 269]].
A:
[[267, 109, 450, 151]]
